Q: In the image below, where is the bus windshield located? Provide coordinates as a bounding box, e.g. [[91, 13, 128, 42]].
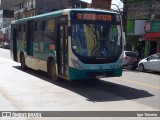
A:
[[71, 23, 122, 59]]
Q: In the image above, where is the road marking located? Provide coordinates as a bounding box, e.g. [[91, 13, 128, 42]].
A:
[[114, 77, 160, 90]]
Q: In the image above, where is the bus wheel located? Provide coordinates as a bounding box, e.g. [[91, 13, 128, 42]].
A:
[[20, 54, 27, 70], [50, 60, 58, 81]]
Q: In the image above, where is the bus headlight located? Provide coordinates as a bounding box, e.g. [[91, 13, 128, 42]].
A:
[[118, 58, 123, 67], [71, 58, 83, 70]]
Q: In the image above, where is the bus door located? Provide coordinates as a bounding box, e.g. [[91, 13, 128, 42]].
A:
[[57, 23, 68, 77], [26, 21, 33, 56], [12, 26, 18, 61]]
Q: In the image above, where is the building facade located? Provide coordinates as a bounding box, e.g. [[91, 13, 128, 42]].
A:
[[91, 0, 111, 10], [14, 0, 88, 20], [127, 0, 160, 19], [0, 0, 23, 10], [126, 0, 160, 57], [0, 10, 14, 43], [0, 0, 23, 43], [14, 0, 112, 20], [144, 20, 160, 55]]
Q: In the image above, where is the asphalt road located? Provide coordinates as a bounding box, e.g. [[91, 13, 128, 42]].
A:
[[0, 48, 160, 120], [103, 70, 160, 110]]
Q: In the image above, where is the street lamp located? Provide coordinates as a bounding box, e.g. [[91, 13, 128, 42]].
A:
[[111, 4, 126, 46], [111, 4, 121, 13]]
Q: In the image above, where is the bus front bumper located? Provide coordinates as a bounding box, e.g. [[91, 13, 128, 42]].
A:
[[68, 67, 123, 80]]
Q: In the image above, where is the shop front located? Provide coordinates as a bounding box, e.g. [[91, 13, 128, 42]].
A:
[[126, 19, 146, 55], [144, 20, 160, 57]]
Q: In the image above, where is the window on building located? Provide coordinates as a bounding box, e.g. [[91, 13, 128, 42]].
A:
[[32, 12, 35, 16], [21, 15, 23, 19], [28, 13, 31, 17], [27, 1, 29, 7], [31, 0, 33, 5]]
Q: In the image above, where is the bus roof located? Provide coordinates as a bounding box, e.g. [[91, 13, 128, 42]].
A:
[[70, 8, 117, 14], [11, 8, 118, 24]]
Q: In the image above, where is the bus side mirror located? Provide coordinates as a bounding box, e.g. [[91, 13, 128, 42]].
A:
[[67, 26, 72, 36]]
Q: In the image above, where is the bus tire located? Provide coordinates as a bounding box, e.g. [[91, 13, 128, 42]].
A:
[[50, 60, 58, 81], [20, 53, 27, 70]]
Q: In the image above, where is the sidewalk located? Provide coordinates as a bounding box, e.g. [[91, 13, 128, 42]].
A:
[[0, 48, 10, 57], [0, 55, 19, 111], [0, 93, 18, 111]]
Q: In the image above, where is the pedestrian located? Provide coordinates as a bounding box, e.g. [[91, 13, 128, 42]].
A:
[[134, 50, 139, 57]]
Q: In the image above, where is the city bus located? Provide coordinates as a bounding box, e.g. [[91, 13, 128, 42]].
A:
[[10, 8, 124, 81]]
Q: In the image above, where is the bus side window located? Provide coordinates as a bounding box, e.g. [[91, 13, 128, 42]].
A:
[[19, 25, 21, 32], [18, 24, 23, 41], [13, 25, 18, 41], [34, 21, 43, 42], [17, 24, 26, 49], [42, 21, 46, 31], [43, 18, 55, 42]]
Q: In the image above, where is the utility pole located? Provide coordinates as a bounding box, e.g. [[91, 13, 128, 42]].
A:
[[122, 0, 127, 33]]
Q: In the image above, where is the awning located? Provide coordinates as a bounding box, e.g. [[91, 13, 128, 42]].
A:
[[144, 32, 160, 40]]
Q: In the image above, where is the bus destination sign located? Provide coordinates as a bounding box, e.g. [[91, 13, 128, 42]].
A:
[[77, 13, 112, 21]]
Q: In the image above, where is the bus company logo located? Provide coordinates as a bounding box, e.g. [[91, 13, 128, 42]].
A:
[[2, 112, 11, 117], [1, 112, 42, 118]]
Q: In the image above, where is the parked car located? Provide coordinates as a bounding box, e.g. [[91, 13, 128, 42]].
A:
[[0, 42, 10, 49], [0, 42, 4, 48], [4, 42, 10, 49], [123, 51, 139, 70], [138, 53, 160, 72]]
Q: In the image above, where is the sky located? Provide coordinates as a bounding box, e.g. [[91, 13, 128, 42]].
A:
[[111, 0, 123, 9], [81, 0, 123, 9]]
